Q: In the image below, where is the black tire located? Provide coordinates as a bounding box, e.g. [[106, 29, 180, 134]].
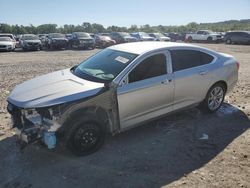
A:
[[226, 38, 231, 44], [207, 37, 213, 43], [188, 36, 193, 42], [201, 83, 226, 113], [65, 115, 106, 156]]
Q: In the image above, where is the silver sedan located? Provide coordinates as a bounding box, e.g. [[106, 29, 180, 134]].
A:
[[7, 42, 239, 156]]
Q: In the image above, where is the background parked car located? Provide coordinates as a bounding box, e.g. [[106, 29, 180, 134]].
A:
[[14, 34, 21, 48], [0, 37, 16, 51], [164, 32, 182, 42], [224, 31, 250, 45], [130, 32, 154, 41], [94, 35, 116, 48], [44, 33, 68, 50], [185, 30, 223, 43], [0, 33, 15, 41], [0, 33, 16, 48], [66, 33, 72, 40], [148, 33, 170, 41], [110, 32, 137, 44], [19, 34, 42, 51], [68, 32, 95, 49]]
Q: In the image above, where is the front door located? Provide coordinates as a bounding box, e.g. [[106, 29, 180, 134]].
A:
[[117, 52, 174, 130]]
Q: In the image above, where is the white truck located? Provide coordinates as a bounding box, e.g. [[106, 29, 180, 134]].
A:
[[185, 30, 223, 43]]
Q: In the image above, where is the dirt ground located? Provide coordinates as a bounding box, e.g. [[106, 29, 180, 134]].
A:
[[0, 44, 249, 188]]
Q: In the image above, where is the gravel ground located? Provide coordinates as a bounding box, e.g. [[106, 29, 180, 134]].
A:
[[0, 44, 249, 188]]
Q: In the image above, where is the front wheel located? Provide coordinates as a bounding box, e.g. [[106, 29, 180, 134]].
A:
[[207, 37, 213, 43], [226, 39, 231, 44], [188, 37, 193, 42], [201, 83, 226, 113], [66, 118, 105, 156]]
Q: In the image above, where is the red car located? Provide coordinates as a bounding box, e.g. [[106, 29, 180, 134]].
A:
[[95, 35, 116, 48]]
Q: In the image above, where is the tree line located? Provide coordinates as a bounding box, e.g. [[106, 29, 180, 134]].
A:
[[0, 19, 250, 34]]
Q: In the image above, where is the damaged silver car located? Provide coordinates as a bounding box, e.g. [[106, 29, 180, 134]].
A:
[[7, 42, 239, 156]]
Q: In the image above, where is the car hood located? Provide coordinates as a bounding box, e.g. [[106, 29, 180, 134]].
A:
[[52, 38, 67, 41], [8, 68, 105, 108], [210, 33, 221, 36], [78, 37, 93, 40], [160, 36, 170, 39], [142, 36, 154, 39], [0, 41, 14, 45], [125, 36, 137, 40]]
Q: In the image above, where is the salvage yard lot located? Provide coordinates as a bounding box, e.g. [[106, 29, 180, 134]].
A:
[[0, 43, 250, 188]]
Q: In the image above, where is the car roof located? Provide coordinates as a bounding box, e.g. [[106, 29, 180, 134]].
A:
[[108, 41, 199, 54], [227, 30, 250, 34]]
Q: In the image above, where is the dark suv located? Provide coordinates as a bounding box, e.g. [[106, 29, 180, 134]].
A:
[[69, 32, 95, 49], [224, 31, 250, 45], [44, 33, 68, 50]]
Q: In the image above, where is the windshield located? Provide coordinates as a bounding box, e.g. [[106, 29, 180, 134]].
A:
[[100, 36, 112, 40], [49, 33, 65, 38], [203, 30, 213, 34], [0, 35, 13, 39], [155, 33, 165, 37], [0, 37, 12, 41], [75, 32, 90, 37], [140, 32, 150, 37], [22, 35, 39, 40], [73, 49, 138, 82], [119, 32, 130, 37]]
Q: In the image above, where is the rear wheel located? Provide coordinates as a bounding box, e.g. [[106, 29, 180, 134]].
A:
[[201, 83, 226, 113], [65, 116, 105, 156]]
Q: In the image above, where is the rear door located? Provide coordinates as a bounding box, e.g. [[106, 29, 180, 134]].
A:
[[170, 49, 215, 110], [117, 51, 174, 130]]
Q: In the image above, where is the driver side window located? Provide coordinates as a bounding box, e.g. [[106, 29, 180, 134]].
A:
[[128, 54, 167, 83]]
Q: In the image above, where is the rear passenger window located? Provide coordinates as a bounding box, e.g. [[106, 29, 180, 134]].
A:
[[129, 54, 167, 83], [171, 50, 214, 72], [200, 52, 214, 65]]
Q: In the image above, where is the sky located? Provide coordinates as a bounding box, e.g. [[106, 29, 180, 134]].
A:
[[0, 0, 250, 27]]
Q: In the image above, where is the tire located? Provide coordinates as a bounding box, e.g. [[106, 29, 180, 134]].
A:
[[207, 37, 213, 43], [65, 115, 106, 156], [188, 36, 193, 42], [201, 83, 226, 113], [226, 39, 231, 44]]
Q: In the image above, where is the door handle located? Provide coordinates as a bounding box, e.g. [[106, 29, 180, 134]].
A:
[[161, 79, 172, 85], [199, 71, 207, 75]]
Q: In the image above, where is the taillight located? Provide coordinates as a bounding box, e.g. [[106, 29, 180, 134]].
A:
[[236, 61, 240, 71]]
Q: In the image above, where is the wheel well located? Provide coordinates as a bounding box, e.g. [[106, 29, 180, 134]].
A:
[[61, 106, 110, 133], [211, 81, 228, 93]]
